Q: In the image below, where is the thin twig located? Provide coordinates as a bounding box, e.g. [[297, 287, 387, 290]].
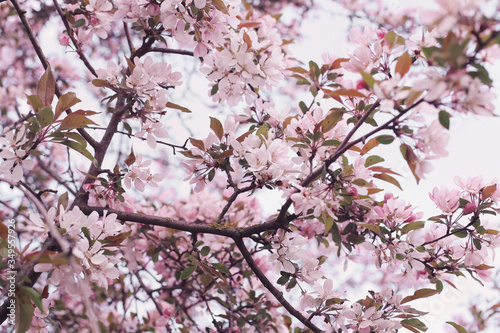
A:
[[52, 0, 98, 78], [149, 47, 195, 57], [234, 238, 322, 333]]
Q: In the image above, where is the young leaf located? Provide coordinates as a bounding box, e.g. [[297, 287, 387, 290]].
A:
[[36, 106, 54, 128], [210, 117, 224, 140], [373, 173, 402, 190], [395, 51, 412, 77], [376, 135, 394, 145], [438, 110, 450, 130], [166, 101, 192, 113], [55, 92, 81, 120], [446, 322, 467, 333], [57, 191, 69, 210], [16, 287, 35, 333], [400, 144, 421, 184], [364, 155, 384, 167], [401, 288, 441, 304], [58, 113, 98, 131], [180, 265, 197, 280], [321, 109, 344, 132], [27, 94, 44, 112], [37, 64, 55, 106]]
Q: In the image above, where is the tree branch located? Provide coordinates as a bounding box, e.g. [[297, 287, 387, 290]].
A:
[[52, 0, 98, 77], [149, 47, 195, 57], [233, 238, 322, 333]]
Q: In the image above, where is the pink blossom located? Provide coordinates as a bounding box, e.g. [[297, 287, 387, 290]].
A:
[[429, 187, 460, 214]]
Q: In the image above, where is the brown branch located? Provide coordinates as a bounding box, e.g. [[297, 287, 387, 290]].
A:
[[149, 47, 195, 57], [233, 238, 322, 333], [79, 205, 297, 238], [52, 0, 98, 77]]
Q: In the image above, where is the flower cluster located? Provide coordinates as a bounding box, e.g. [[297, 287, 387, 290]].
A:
[[0, 125, 34, 183], [31, 207, 124, 293]]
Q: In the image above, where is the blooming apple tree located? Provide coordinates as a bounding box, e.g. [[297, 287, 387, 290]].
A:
[[1, 0, 500, 332]]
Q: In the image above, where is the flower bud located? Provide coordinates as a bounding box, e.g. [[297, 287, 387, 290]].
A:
[[463, 202, 476, 215]]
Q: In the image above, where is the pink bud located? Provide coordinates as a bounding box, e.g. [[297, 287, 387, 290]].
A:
[[376, 28, 387, 39], [58, 34, 70, 46], [356, 78, 368, 90], [463, 202, 476, 215], [346, 186, 358, 197]]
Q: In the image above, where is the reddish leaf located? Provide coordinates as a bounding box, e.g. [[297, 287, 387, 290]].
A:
[[58, 113, 98, 130], [190, 138, 205, 150], [481, 184, 497, 200], [402, 288, 441, 304], [55, 92, 81, 120], [395, 51, 412, 77], [400, 144, 420, 184], [373, 173, 402, 190], [37, 64, 55, 106], [210, 117, 224, 140]]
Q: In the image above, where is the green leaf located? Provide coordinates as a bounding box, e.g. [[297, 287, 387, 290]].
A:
[[358, 223, 380, 235], [256, 124, 269, 140], [385, 31, 406, 49], [210, 84, 219, 96], [166, 101, 192, 113], [37, 64, 55, 106], [73, 18, 86, 28], [376, 135, 394, 145], [469, 63, 492, 85], [27, 94, 44, 112], [18, 285, 44, 313], [453, 229, 468, 238], [37, 106, 54, 127], [16, 286, 35, 333], [364, 155, 384, 167], [446, 322, 468, 333], [401, 318, 427, 332], [309, 61, 320, 77], [212, 263, 231, 275], [62, 132, 87, 147], [321, 109, 344, 132], [180, 265, 197, 280], [322, 139, 341, 146], [401, 221, 425, 234], [200, 246, 210, 257], [59, 140, 95, 162], [438, 110, 450, 130], [299, 101, 308, 113], [210, 117, 224, 140]]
